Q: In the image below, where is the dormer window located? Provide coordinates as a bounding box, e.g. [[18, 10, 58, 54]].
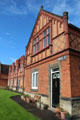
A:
[[43, 27, 50, 48]]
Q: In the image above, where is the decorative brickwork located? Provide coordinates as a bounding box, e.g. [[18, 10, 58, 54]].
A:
[[8, 56, 25, 91], [8, 9, 80, 118]]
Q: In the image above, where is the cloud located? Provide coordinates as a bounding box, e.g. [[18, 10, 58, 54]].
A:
[[0, 0, 80, 27], [0, 0, 41, 15], [44, 0, 80, 27], [1, 0, 28, 15]]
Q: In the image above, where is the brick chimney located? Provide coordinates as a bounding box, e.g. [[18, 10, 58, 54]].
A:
[[63, 11, 69, 48]]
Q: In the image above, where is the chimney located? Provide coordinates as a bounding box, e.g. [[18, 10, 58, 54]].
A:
[[63, 11, 69, 48], [63, 11, 68, 19]]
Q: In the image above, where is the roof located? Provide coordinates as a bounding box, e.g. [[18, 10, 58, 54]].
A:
[[69, 23, 80, 33]]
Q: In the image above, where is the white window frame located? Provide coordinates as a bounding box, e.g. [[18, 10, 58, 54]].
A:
[[21, 78, 23, 87], [14, 79, 16, 86], [32, 71, 38, 89]]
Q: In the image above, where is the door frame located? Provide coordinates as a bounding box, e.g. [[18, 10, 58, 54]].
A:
[[51, 68, 60, 108]]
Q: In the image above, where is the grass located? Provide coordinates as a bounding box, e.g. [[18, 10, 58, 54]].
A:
[[0, 89, 40, 120]]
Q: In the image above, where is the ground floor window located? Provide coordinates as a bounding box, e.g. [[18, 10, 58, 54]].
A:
[[14, 79, 16, 86], [21, 78, 23, 87], [32, 72, 38, 89]]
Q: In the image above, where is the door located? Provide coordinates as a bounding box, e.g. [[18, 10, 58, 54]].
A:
[[52, 71, 60, 107]]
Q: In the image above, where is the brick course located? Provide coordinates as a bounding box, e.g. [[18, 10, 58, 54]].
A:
[[8, 9, 80, 117]]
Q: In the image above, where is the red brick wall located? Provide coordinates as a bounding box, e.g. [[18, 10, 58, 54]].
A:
[[24, 50, 72, 97], [60, 54, 72, 98], [70, 51, 80, 97], [69, 27, 80, 51], [8, 56, 25, 88], [0, 74, 8, 87]]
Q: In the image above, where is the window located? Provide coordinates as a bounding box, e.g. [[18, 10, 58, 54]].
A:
[[11, 79, 13, 87], [18, 63, 20, 69], [33, 45, 36, 54], [36, 37, 39, 52], [13, 67, 15, 72], [32, 72, 38, 89], [21, 78, 23, 87], [20, 63, 23, 72], [14, 79, 16, 86], [33, 37, 39, 54], [43, 27, 50, 48], [43, 30, 46, 48]]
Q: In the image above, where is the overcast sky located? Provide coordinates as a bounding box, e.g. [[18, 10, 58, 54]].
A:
[[0, 0, 80, 65]]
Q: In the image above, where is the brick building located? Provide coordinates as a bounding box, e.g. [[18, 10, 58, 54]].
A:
[[8, 56, 25, 92], [8, 8, 80, 117], [0, 63, 9, 88]]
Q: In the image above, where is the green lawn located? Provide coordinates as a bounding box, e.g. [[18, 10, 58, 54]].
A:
[[0, 89, 40, 120]]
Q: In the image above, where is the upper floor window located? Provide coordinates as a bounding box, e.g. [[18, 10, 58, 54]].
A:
[[33, 37, 39, 54], [43, 27, 50, 48], [13, 67, 15, 72], [20, 63, 23, 72], [14, 79, 16, 86], [18, 63, 20, 69]]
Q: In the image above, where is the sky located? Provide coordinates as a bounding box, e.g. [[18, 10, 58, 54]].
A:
[[0, 0, 80, 65]]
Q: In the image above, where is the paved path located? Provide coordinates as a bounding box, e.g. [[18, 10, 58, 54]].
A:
[[11, 95, 60, 120]]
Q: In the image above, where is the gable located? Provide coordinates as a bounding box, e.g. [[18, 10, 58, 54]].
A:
[[25, 9, 64, 65], [26, 9, 63, 50], [32, 10, 62, 37], [32, 11, 51, 36]]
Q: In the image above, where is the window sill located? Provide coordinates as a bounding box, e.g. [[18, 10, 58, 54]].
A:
[[31, 88, 38, 92]]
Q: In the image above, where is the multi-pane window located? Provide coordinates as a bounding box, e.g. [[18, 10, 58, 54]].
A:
[[21, 78, 23, 87], [32, 72, 38, 89], [11, 79, 13, 86], [9, 80, 11, 87], [18, 63, 20, 69], [14, 79, 16, 86], [43, 31, 46, 48], [36, 37, 39, 52], [13, 67, 15, 72], [33, 37, 39, 54], [43, 27, 50, 48], [20, 63, 23, 72]]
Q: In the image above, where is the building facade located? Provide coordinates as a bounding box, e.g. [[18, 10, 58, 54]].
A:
[[8, 56, 25, 92], [8, 8, 80, 117], [0, 63, 9, 88]]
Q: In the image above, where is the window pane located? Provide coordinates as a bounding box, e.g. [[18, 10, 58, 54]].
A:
[[36, 43, 39, 52], [47, 35, 50, 45], [36, 73, 38, 87], [47, 28, 50, 34], [33, 74, 35, 87], [34, 40, 36, 44], [37, 37, 39, 42], [33, 45, 36, 54], [44, 31, 46, 37], [43, 38, 46, 48]]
